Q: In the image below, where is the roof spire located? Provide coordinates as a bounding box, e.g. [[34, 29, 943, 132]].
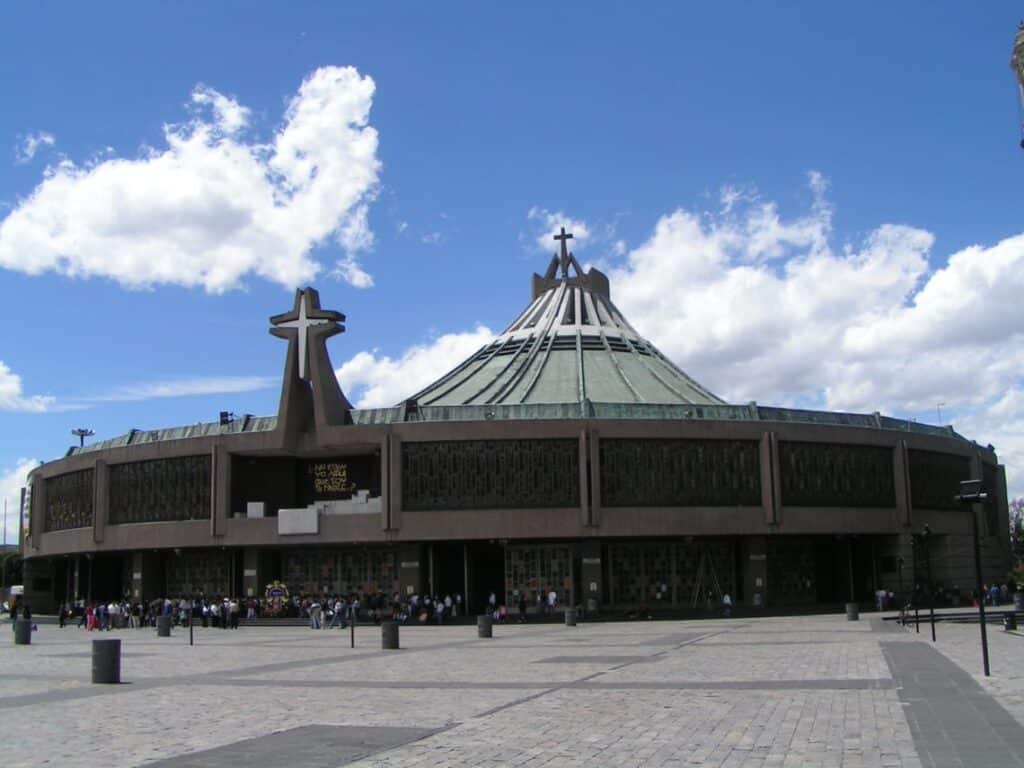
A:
[[553, 227, 574, 278]]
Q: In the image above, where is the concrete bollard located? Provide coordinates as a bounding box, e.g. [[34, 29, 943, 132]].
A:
[[14, 619, 32, 645], [381, 621, 399, 649], [477, 614, 493, 638], [565, 608, 577, 627], [845, 603, 859, 621], [156, 615, 172, 637], [92, 638, 121, 684], [1004, 613, 1018, 632]]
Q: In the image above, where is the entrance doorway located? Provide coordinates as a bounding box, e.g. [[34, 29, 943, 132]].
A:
[[465, 542, 505, 613]]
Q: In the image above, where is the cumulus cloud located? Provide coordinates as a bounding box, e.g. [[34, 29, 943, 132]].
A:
[[0, 66, 381, 292], [0, 361, 54, 412], [335, 325, 496, 408], [14, 131, 55, 164], [0, 458, 38, 544], [606, 173, 1024, 495], [526, 206, 591, 253]]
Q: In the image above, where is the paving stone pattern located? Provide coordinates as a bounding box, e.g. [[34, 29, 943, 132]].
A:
[[4, 612, 1024, 766]]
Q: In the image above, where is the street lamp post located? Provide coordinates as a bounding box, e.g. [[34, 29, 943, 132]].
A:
[[957, 479, 990, 677], [922, 524, 936, 642]]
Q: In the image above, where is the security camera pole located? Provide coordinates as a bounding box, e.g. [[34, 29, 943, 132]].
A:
[[957, 479, 990, 677]]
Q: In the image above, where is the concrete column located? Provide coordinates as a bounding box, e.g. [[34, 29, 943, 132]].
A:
[[578, 429, 590, 528], [579, 541, 602, 611], [140, 551, 163, 603], [379, 438, 391, 531], [388, 433, 402, 531], [743, 536, 768, 608], [211, 445, 230, 537], [31, 477, 46, 550], [93, 460, 108, 544], [759, 433, 776, 525], [894, 440, 911, 528], [588, 428, 602, 528], [238, 548, 257, 598]]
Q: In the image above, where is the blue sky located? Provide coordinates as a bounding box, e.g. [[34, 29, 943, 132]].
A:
[[2, 3, 1023, 538]]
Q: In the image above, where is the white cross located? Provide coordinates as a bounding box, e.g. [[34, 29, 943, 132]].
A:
[[275, 293, 332, 379]]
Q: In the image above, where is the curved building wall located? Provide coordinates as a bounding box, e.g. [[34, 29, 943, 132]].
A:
[[21, 411, 1010, 614]]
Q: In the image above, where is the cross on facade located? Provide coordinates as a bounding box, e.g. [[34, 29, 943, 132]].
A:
[[553, 227, 574, 277], [270, 289, 345, 380]]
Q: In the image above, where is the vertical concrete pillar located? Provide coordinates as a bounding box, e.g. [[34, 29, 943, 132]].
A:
[[759, 433, 776, 525], [743, 536, 768, 608], [588, 428, 601, 529], [388, 433, 403, 531], [211, 446, 230, 537], [579, 541, 602, 611], [93, 460, 108, 544], [578, 429, 590, 528], [379, 437, 391, 531], [31, 477, 46, 550], [894, 440, 911, 528]]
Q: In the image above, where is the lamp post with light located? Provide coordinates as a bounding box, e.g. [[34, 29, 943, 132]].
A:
[[956, 479, 990, 677]]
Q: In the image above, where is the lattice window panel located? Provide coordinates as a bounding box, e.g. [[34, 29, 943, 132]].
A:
[[610, 544, 643, 604], [44, 468, 94, 531], [779, 442, 895, 508], [646, 544, 673, 603], [165, 550, 230, 597], [109, 455, 211, 524], [402, 439, 580, 511], [766, 537, 816, 602], [908, 450, 971, 511], [504, 546, 571, 599], [600, 439, 761, 507]]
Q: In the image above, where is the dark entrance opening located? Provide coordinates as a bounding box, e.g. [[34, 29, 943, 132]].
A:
[[90, 554, 125, 602], [815, 536, 875, 605], [431, 542, 464, 601], [465, 542, 505, 614]]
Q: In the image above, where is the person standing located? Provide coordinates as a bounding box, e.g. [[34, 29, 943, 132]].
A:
[[518, 591, 528, 623], [547, 588, 557, 615]]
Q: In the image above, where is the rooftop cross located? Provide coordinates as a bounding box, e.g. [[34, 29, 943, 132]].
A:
[[270, 289, 345, 380], [553, 227, 574, 278]]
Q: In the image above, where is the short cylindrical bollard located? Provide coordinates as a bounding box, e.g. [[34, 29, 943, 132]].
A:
[[477, 614, 493, 638], [381, 621, 399, 650], [92, 638, 121, 684], [565, 608, 577, 627], [845, 603, 859, 621], [1004, 613, 1018, 632], [14, 619, 32, 645], [156, 615, 172, 637]]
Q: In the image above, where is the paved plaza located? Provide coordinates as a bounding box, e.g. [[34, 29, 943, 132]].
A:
[[5, 612, 1024, 767]]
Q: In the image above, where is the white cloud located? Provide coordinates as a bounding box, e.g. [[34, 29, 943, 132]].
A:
[[608, 173, 1024, 496], [0, 361, 54, 412], [335, 325, 496, 408], [526, 206, 591, 253], [421, 231, 443, 245], [14, 131, 55, 164], [0, 66, 381, 292], [190, 86, 250, 135], [0, 458, 38, 545], [84, 375, 277, 403]]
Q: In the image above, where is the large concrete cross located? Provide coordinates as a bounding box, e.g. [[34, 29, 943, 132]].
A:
[[270, 289, 345, 380], [553, 227, 574, 277]]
